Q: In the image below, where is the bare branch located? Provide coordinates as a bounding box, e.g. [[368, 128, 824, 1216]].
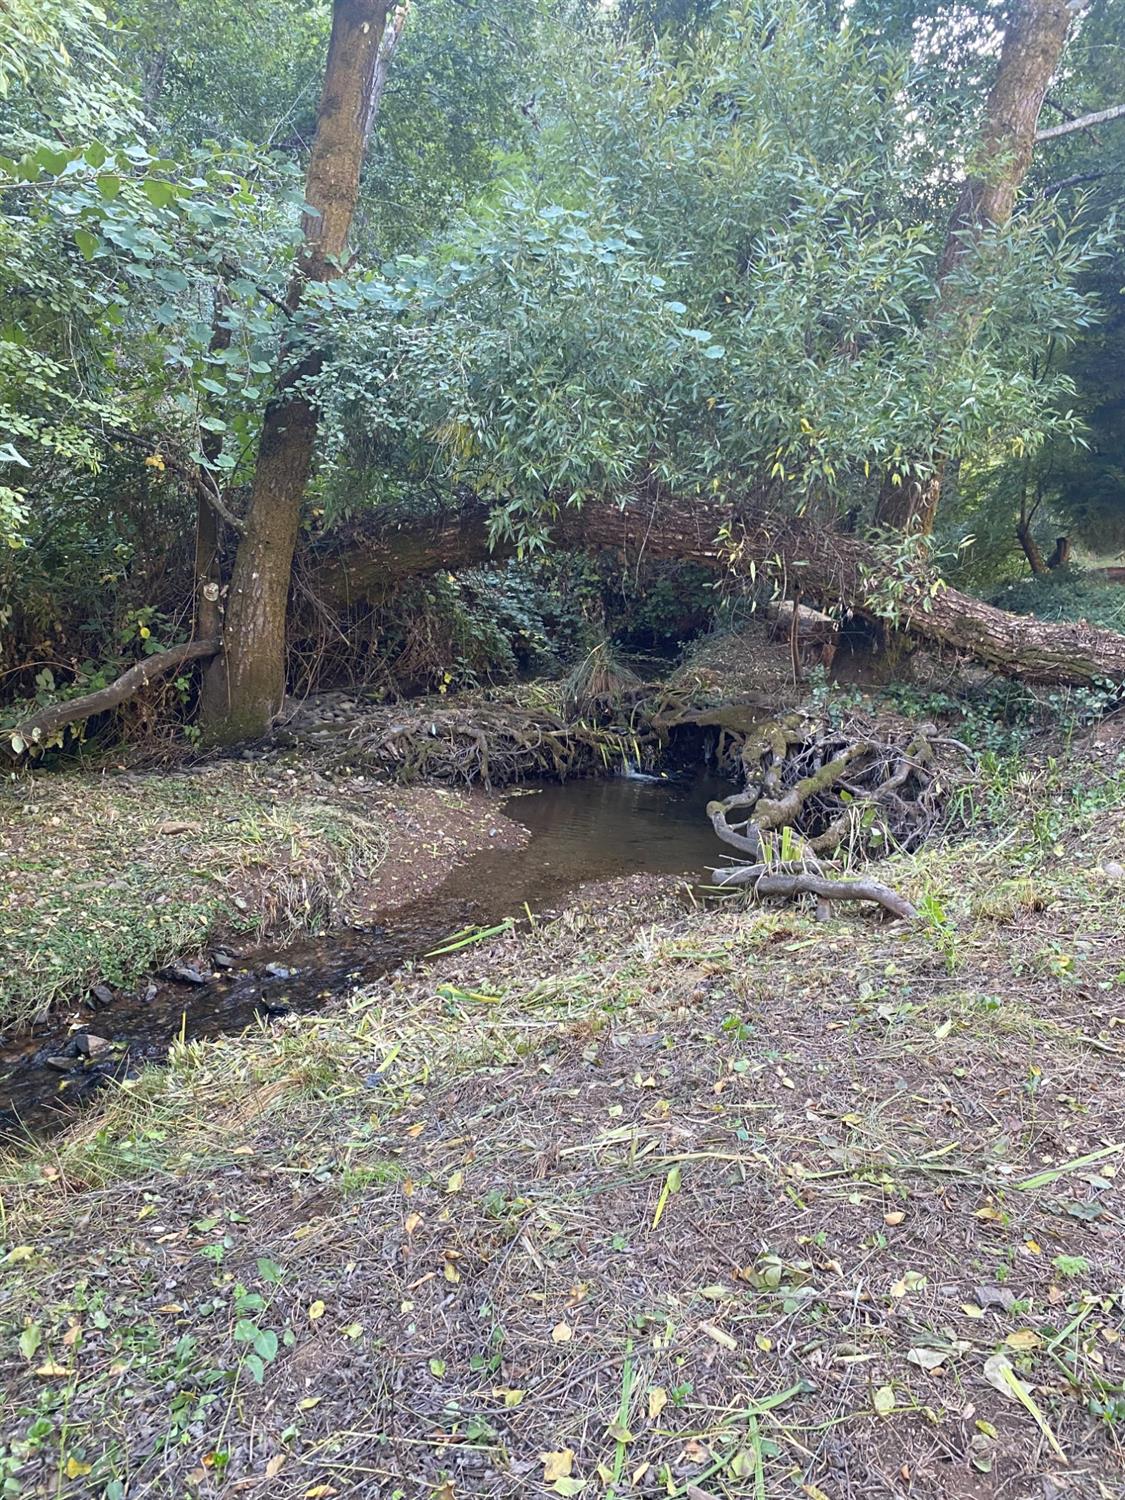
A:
[[1036, 102, 1125, 141]]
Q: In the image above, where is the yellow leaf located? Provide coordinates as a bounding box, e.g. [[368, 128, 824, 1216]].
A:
[[961, 1303, 985, 1319], [551, 1321, 573, 1343], [35, 1362, 69, 1377], [804, 1485, 832, 1500], [443, 1261, 461, 1284], [873, 1385, 895, 1416], [1024, 1240, 1041, 1254], [541, 1449, 575, 1482], [1005, 1329, 1042, 1352], [492, 1387, 525, 1407], [973, 1205, 1005, 1223], [755, 1334, 773, 1351], [4, 1246, 34, 1265], [446, 1170, 464, 1194], [343, 1323, 363, 1339], [298, 1396, 322, 1410], [884, 1211, 905, 1227], [404, 1212, 423, 1235], [265, 1455, 286, 1479], [647, 1386, 668, 1421], [308, 1300, 326, 1321], [305, 1487, 338, 1499], [406, 1121, 425, 1137], [65, 1457, 92, 1479]]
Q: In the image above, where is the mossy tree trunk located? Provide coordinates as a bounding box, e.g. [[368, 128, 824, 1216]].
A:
[[199, 0, 390, 744]]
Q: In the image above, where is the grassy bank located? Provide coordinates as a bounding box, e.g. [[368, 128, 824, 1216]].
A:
[[0, 743, 1123, 1498], [0, 759, 511, 1031]]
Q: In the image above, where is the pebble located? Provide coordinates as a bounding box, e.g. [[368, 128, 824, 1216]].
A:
[[1102, 860, 1124, 881], [44, 1055, 81, 1072], [262, 963, 294, 980], [75, 1034, 112, 1058], [88, 983, 114, 1008]]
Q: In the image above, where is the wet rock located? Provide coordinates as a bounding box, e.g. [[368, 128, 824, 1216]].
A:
[[262, 963, 294, 980], [44, 1055, 81, 1072], [212, 950, 236, 970], [141, 981, 159, 1003], [163, 964, 207, 986], [75, 1033, 112, 1058], [256, 999, 291, 1020], [88, 983, 114, 1008]]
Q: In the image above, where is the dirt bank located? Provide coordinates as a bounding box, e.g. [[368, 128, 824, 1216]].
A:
[[0, 754, 523, 1033]]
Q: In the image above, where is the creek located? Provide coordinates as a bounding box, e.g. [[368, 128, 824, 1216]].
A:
[[0, 768, 733, 1137]]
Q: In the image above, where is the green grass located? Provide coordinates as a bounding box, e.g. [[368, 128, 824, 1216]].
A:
[[0, 762, 386, 1028]]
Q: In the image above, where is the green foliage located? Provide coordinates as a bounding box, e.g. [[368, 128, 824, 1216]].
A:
[[991, 569, 1125, 635], [324, 1, 1106, 555]]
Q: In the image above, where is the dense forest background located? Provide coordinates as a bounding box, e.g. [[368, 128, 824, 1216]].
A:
[[2, 0, 1123, 751]]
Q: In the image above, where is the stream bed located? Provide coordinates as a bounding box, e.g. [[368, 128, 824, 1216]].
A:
[[0, 770, 733, 1137]]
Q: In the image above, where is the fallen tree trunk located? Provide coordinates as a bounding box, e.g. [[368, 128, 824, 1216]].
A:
[[313, 490, 1125, 687], [4, 639, 220, 757]]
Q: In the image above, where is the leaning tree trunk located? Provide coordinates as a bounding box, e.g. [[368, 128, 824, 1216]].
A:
[[199, 0, 390, 744], [873, 0, 1076, 535], [311, 487, 1125, 686]]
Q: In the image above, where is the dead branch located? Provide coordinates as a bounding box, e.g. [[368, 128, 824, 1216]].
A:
[[5, 639, 220, 757]]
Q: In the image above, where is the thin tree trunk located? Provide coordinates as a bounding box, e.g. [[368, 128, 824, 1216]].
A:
[[1016, 520, 1048, 574], [874, 0, 1076, 533], [199, 0, 390, 744], [194, 290, 233, 644]]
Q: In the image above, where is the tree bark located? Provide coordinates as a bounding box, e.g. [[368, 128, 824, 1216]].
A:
[[874, 0, 1076, 533], [199, 0, 390, 745], [312, 488, 1125, 686]]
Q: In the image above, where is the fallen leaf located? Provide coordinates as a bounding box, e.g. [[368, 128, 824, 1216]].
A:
[[298, 1396, 322, 1410], [884, 1211, 905, 1226], [973, 1205, 1005, 1223], [961, 1303, 985, 1319], [265, 1455, 286, 1479], [606, 1421, 633, 1443], [305, 1487, 338, 1499], [648, 1387, 668, 1421], [1005, 1329, 1043, 1352], [873, 1385, 895, 1416], [803, 1484, 832, 1500], [551, 1481, 586, 1498], [34, 1362, 69, 1378], [934, 1018, 953, 1041], [446, 1170, 464, 1194], [906, 1347, 948, 1371], [699, 1321, 737, 1350], [308, 1300, 326, 1321], [542, 1449, 575, 1482], [982, 1355, 1065, 1460], [755, 1333, 773, 1351], [64, 1457, 92, 1479], [492, 1387, 525, 1407], [4, 1246, 34, 1265], [552, 1321, 573, 1343], [404, 1212, 423, 1235], [443, 1261, 461, 1284]]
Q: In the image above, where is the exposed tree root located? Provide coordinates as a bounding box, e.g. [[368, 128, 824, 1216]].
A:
[[705, 712, 946, 919], [284, 698, 656, 788]]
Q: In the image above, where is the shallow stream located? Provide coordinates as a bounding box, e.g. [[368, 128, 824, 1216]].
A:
[[0, 769, 733, 1136]]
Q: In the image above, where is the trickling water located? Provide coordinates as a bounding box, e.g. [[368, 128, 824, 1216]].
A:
[[0, 769, 733, 1138]]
